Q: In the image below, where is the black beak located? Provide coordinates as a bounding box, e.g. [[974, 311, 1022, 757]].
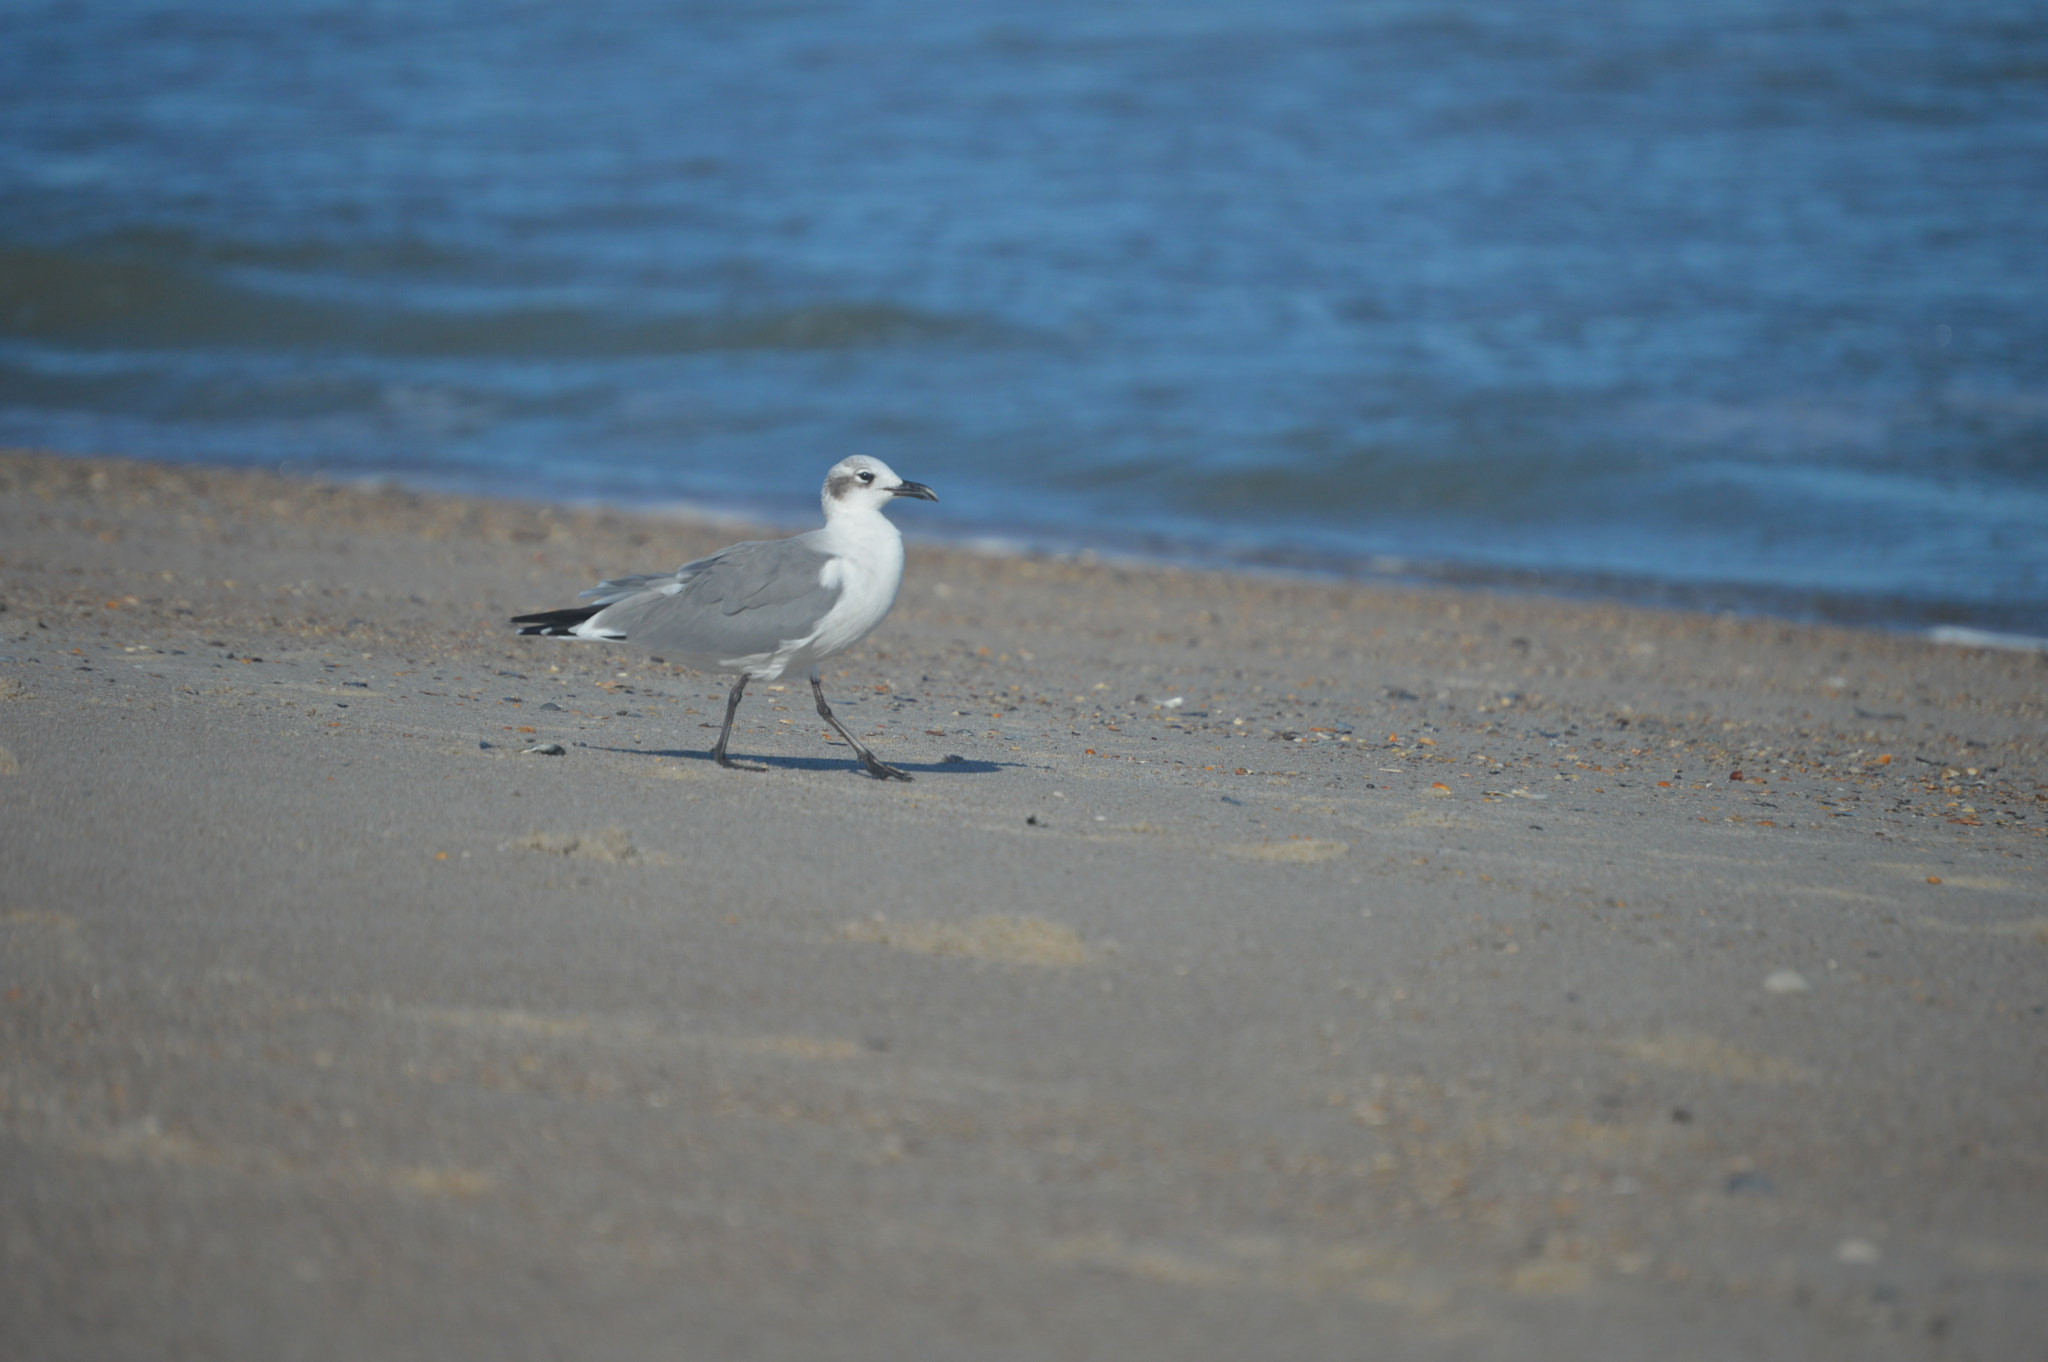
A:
[[890, 480, 938, 502]]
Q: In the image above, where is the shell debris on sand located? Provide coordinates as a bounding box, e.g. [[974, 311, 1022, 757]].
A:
[[839, 915, 1091, 966], [505, 828, 639, 862], [1763, 968, 1813, 995], [1221, 839, 1351, 864], [1606, 1035, 1814, 1084]]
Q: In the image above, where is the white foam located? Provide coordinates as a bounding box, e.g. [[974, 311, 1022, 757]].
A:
[[1928, 626, 2048, 653]]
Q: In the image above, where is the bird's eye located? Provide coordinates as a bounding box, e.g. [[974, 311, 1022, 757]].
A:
[[856, 470, 875, 484]]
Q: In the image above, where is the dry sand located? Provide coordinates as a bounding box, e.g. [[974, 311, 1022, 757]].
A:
[[2, 448, 2044, 1360]]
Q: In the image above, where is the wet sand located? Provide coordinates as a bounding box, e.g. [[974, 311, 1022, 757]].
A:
[[2, 448, 2044, 1360]]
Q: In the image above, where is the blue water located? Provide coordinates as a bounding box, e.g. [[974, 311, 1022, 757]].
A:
[[4, 0, 2046, 632]]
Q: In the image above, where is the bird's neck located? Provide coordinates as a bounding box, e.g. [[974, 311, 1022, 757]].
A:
[[816, 508, 901, 558]]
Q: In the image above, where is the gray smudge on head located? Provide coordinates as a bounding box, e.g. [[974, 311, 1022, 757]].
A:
[[826, 471, 859, 501]]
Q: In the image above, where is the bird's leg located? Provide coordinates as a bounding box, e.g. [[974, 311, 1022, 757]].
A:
[[710, 675, 764, 771], [811, 667, 911, 781]]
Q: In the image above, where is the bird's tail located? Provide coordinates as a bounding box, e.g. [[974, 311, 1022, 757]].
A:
[[510, 604, 606, 637]]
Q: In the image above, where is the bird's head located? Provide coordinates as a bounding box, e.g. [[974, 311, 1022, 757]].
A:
[[822, 456, 937, 518]]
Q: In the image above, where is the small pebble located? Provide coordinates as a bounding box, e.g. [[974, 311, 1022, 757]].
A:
[[539, 701, 564, 711], [1765, 969, 1813, 995], [1835, 1238, 1881, 1265], [1725, 1171, 1777, 1197], [522, 742, 566, 756]]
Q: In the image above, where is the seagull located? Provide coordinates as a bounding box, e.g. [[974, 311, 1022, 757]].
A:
[[511, 456, 937, 779]]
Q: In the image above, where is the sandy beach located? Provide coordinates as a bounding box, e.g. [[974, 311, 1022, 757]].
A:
[[2, 447, 2044, 1360]]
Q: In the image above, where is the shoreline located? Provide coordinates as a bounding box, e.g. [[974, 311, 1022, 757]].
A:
[[52, 448, 2048, 645], [3, 446, 2045, 1360]]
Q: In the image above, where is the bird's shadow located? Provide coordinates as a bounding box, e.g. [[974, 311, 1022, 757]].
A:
[[580, 744, 1009, 777]]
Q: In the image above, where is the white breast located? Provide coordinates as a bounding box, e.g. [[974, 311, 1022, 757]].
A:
[[802, 516, 906, 663]]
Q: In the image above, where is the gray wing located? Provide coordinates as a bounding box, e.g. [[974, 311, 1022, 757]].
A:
[[584, 536, 841, 659]]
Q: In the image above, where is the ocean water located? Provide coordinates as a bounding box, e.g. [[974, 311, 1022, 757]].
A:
[[3, 0, 2045, 633]]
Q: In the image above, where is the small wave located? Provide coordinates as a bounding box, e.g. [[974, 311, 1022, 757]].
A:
[[1927, 627, 2048, 654], [0, 243, 992, 358]]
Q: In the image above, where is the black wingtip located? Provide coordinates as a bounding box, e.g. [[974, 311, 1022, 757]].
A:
[[510, 604, 604, 636]]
